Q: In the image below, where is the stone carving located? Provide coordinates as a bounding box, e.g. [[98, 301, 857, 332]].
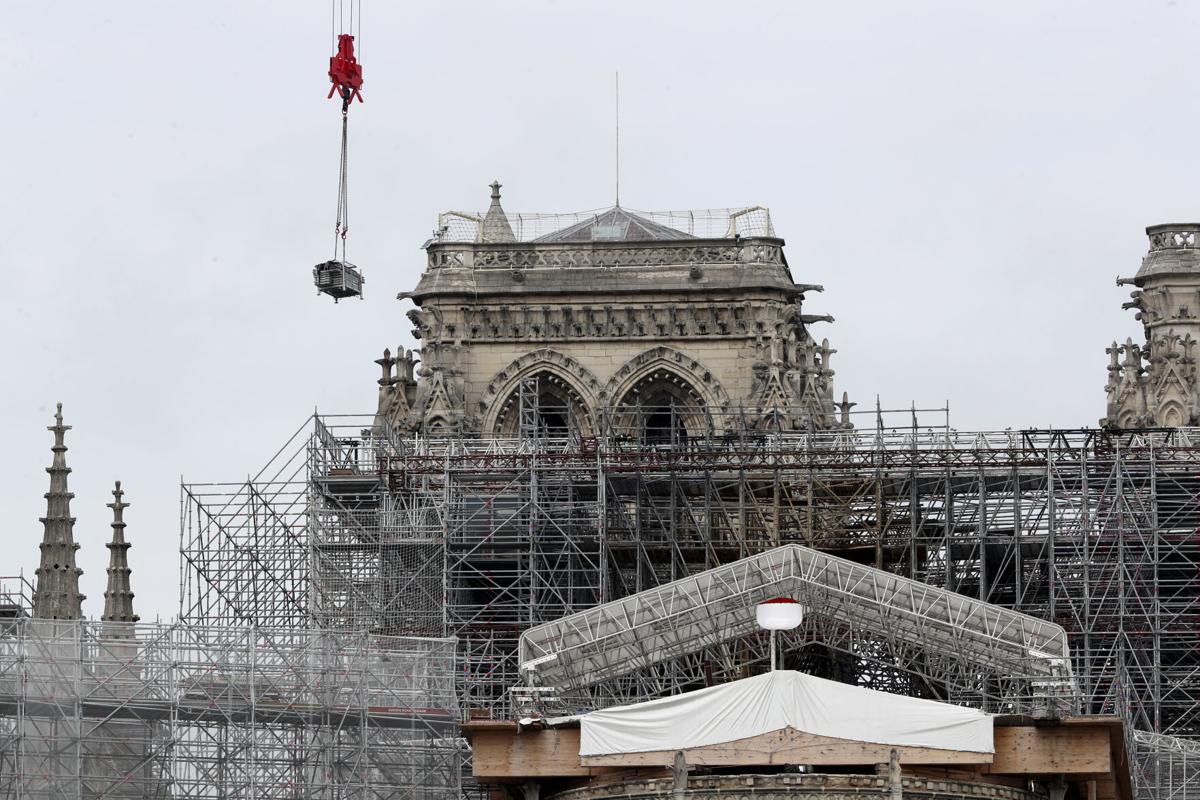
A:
[[406, 307, 472, 433], [373, 347, 420, 433], [1148, 227, 1197, 250], [443, 300, 793, 344], [741, 304, 840, 430], [837, 391, 856, 428]]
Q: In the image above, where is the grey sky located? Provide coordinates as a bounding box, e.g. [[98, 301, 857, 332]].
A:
[[1, 2, 1193, 622]]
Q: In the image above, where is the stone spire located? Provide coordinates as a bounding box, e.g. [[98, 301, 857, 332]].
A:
[[101, 481, 138, 629], [479, 180, 516, 243], [32, 403, 85, 620]]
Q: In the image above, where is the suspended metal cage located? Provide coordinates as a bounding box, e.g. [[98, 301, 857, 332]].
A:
[[313, 259, 364, 301]]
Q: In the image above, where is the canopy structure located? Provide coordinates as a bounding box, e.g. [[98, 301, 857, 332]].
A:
[[580, 669, 993, 759], [518, 544, 1076, 715]]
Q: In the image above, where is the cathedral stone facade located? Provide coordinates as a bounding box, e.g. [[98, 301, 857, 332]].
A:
[[1105, 223, 1200, 428], [376, 183, 850, 439]]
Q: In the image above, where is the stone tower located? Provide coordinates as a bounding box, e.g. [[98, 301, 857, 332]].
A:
[[1104, 223, 1200, 428], [380, 183, 846, 438], [32, 403, 85, 620]]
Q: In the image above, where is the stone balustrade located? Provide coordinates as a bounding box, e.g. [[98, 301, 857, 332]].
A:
[[426, 238, 785, 271], [1146, 223, 1200, 251]]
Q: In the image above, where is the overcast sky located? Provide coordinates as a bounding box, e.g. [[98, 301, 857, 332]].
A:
[[2, 2, 1195, 622]]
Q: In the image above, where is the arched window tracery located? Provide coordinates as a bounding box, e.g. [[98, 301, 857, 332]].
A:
[[611, 368, 711, 444]]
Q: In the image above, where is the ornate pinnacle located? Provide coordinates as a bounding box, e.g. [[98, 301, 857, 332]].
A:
[[32, 403, 85, 620], [481, 179, 516, 243], [837, 391, 857, 428], [376, 348, 395, 386], [102, 480, 138, 629]]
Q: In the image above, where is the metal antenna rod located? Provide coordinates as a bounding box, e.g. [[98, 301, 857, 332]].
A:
[[615, 71, 620, 207]]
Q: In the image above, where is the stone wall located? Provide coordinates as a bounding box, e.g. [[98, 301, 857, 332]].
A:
[[382, 220, 848, 437]]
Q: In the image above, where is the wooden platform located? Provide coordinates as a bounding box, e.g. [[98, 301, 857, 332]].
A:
[[463, 715, 1132, 800]]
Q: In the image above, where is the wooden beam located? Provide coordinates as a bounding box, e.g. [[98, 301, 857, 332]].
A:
[[581, 728, 992, 768], [468, 717, 1127, 798], [472, 728, 591, 780], [991, 726, 1111, 775]]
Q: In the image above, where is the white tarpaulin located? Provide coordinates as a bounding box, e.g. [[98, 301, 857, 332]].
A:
[[579, 670, 993, 756]]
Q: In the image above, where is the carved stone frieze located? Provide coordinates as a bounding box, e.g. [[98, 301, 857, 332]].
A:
[[449, 301, 773, 344], [426, 240, 785, 272]]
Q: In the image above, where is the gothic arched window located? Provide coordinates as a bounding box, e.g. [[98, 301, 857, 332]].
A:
[[613, 368, 711, 444], [491, 371, 593, 439]]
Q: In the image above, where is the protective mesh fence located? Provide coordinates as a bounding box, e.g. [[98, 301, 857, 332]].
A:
[[436, 206, 775, 243]]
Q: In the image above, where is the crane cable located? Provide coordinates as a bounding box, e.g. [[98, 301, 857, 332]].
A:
[[334, 110, 350, 261], [330, 0, 362, 262]]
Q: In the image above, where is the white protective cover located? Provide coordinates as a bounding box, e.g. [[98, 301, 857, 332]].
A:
[[579, 670, 993, 756]]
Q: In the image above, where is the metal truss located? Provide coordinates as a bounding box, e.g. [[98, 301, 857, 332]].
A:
[[517, 544, 1075, 716], [0, 618, 460, 799]]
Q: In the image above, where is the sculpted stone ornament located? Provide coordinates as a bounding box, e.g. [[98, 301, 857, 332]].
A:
[[1105, 223, 1200, 427], [373, 347, 422, 432], [837, 391, 856, 428]]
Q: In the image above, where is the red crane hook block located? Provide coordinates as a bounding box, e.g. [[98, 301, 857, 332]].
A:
[[327, 34, 364, 110]]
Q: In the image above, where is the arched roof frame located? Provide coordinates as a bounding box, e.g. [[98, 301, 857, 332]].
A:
[[518, 544, 1076, 716]]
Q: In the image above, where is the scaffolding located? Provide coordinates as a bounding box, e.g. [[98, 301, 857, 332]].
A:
[[0, 618, 460, 799], [182, 413, 1200, 797], [1132, 730, 1200, 800], [0, 578, 32, 624], [181, 416, 446, 638]]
